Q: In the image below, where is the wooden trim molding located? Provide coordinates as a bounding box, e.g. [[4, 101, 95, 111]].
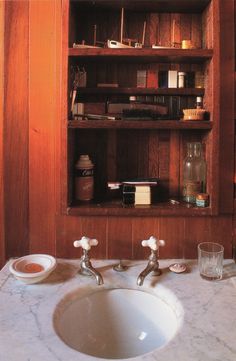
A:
[[0, 1, 5, 268]]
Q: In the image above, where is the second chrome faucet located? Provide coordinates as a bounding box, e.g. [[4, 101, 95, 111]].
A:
[[137, 236, 165, 286]]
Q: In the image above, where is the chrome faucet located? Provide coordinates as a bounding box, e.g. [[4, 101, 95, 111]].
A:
[[73, 236, 104, 285], [137, 236, 165, 286]]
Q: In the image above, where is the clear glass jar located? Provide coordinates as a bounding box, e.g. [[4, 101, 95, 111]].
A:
[[182, 142, 206, 203]]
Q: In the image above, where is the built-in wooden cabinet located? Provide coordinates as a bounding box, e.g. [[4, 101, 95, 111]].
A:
[[62, 0, 235, 217], [0, 0, 234, 265]]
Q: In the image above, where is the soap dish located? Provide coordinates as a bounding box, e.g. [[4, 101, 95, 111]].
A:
[[169, 263, 187, 274], [9, 254, 57, 284]]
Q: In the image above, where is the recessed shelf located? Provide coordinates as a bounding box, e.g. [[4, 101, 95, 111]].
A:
[[73, 0, 211, 13], [67, 201, 212, 217], [76, 87, 205, 96], [69, 48, 213, 63], [68, 119, 212, 130]]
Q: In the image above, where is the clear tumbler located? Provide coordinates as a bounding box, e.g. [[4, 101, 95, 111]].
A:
[[198, 242, 224, 280]]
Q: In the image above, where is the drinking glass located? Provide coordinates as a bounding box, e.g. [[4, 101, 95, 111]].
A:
[[198, 242, 224, 280]]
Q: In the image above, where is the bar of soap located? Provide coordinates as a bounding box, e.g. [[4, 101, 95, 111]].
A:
[[169, 263, 187, 273]]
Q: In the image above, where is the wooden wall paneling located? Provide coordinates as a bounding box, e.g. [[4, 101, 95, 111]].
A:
[[191, 14, 202, 49], [61, 0, 69, 213], [159, 14, 171, 47], [184, 216, 232, 258], [4, 1, 29, 258], [147, 13, 160, 46], [148, 131, 159, 186], [132, 217, 159, 259], [107, 130, 117, 181], [80, 217, 107, 258], [56, 215, 107, 259], [169, 130, 180, 198], [180, 13, 191, 42], [55, 215, 83, 258], [159, 217, 185, 258], [171, 13, 181, 46], [158, 131, 170, 199], [107, 218, 132, 259], [29, 0, 59, 254], [137, 130, 149, 177], [0, 1, 5, 267], [183, 217, 212, 258], [209, 217, 233, 257], [218, 0, 235, 213]]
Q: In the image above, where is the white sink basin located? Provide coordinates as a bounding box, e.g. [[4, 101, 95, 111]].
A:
[[54, 287, 182, 359]]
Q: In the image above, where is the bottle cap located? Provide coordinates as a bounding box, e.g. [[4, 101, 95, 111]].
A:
[[129, 96, 137, 102], [178, 72, 186, 75], [76, 155, 93, 169]]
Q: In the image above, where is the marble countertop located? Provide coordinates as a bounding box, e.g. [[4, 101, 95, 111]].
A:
[[1, 258, 236, 361]]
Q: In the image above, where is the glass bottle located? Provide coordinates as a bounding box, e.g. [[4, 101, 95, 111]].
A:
[[182, 142, 206, 203]]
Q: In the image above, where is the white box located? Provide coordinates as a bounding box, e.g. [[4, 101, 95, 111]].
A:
[[168, 70, 178, 88]]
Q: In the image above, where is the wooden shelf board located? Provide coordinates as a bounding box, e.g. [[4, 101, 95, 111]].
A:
[[67, 201, 212, 217], [68, 119, 212, 130], [73, 1, 211, 13], [77, 87, 205, 96], [69, 48, 213, 63]]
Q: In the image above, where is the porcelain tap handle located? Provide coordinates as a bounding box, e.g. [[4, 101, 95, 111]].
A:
[[73, 236, 98, 251], [141, 236, 165, 251]]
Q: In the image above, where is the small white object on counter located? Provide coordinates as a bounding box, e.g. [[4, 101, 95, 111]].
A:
[[169, 263, 187, 273], [9, 254, 57, 284]]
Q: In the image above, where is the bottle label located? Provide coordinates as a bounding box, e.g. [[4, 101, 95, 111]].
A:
[[75, 168, 94, 177], [183, 181, 201, 203], [75, 166, 94, 201], [75, 176, 94, 201]]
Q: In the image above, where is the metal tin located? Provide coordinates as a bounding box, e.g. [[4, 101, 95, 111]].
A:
[[196, 193, 209, 207]]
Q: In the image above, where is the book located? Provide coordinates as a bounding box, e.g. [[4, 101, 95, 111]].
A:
[[168, 70, 178, 88], [122, 177, 158, 185], [147, 70, 158, 88]]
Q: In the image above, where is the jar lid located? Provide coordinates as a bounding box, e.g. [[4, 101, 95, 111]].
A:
[[196, 193, 209, 200], [178, 72, 186, 75], [129, 96, 137, 102]]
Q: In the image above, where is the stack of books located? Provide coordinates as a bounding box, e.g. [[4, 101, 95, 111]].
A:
[[122, 178, 158, 205]]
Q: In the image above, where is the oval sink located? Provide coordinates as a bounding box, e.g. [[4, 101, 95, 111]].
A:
[[54, 287, 182, 359]]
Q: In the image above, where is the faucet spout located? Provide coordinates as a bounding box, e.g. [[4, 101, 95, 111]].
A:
[[137, 249, 161, 286], [80, 251, 104, 285], [137, 262, 160, 286]]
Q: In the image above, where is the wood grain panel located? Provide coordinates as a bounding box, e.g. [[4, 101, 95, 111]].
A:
[[0, 1, 5, 267], [56, 215, 82, 258], [56, 216, 107, 259], [183, 217, 211, 258], [159, 217, 185, 258], [29, 0, 59, 254], [132, 217, 159, 259], [4, 1, 29, 258], [184, 216, 232, 258], [218, 0, 234, 213], [107, 218, 132, 259], [169, 130, 180, 197]]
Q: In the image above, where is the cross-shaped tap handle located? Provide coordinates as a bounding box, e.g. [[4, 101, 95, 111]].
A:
[[73, 236, 98, 251], [141, 236, 165, 251]]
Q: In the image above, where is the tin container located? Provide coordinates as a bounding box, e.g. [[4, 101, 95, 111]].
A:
[[75, 155, 94, 201], [196, 193, 209, 207]]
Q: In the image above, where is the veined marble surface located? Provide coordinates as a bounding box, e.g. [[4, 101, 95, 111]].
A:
[[1, 258, 236, 361]]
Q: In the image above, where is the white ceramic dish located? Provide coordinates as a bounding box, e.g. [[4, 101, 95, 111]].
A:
[[9, 254, 57, 284]]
